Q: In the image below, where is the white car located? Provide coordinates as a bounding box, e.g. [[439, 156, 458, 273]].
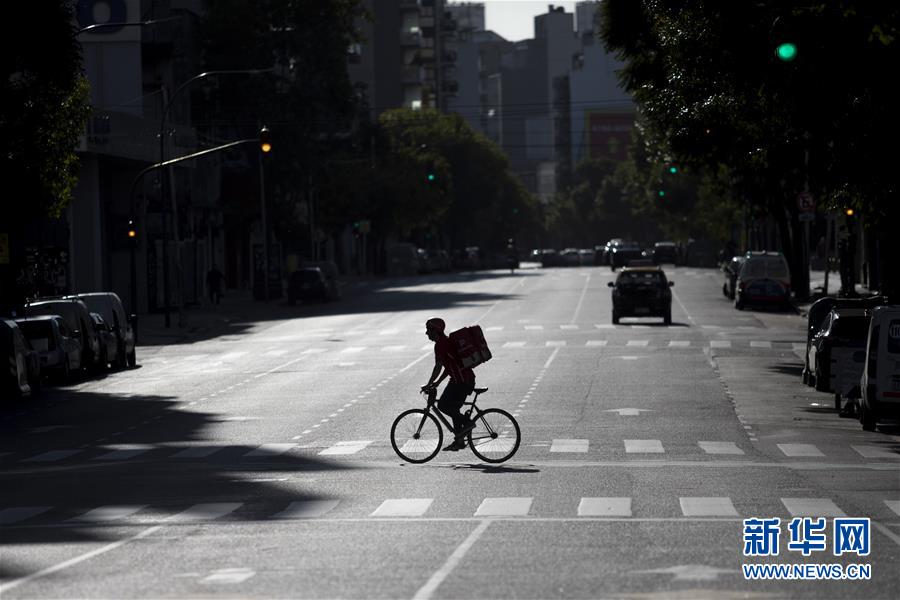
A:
[[858, 305, 900, 431], [15, 315, 83, 380]]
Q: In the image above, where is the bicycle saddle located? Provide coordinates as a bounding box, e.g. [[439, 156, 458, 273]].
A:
[[474, 387, 488, 393]]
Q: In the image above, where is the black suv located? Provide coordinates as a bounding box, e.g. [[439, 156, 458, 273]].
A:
[[608, 266, 674, 324]]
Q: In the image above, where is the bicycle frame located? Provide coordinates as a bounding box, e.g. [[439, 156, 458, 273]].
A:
[[418, 389, 489, 438]]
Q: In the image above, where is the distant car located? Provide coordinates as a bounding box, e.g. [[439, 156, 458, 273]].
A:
[[609, 243, 642, 270], [302, 261, 341, 301], [90, 312, 119, 369], [23, 298, 101, 371], [653, 242, 679, 265], [734, 251, 791, 310], [560, 248, 581, 266], [608, 266, 674, 325], [287, 267, 331, 305], [69, 292, 136, 368], [858, 305, 900, 431], [721, 255, 746, 300], [540, 249, 563, 267], [578, 249, 594, 265], [807, 308, 870, 411], [15, 315, 82, 381], [1, 319, 41, 398]]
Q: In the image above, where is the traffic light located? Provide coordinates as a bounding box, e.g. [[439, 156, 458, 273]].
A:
[[259, 127, 272, 153], [844, 208, 854, 217], [668, 165, 678, 174], [775, 42, 798, 61], [127, 219, 137, 243], [658, 190, 666, 198]]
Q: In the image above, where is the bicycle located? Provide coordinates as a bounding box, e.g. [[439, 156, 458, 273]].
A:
[[390, 386, 521, 464]]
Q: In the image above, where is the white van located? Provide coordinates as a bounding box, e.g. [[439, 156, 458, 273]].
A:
[[858, 305, 900, 431]]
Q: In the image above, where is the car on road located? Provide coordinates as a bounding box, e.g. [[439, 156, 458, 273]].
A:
[[733, 251, 791, 310], [806, 308, 870, 412], [608, 266, 674, 325], [1, 319, 41, 399], [14, 315, 82, 381], [287, 267, 331, 305], [22, 298, 101, 371], [652, 241, 679, 265], [858, 305, 900, 431], [69, 292, 136, 368], [609, 242, 643, 270], [597, 239, 623, 265], [721, 255, 746, 300]]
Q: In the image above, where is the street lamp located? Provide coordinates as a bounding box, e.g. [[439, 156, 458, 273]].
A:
[[158, 67, 274, 327]]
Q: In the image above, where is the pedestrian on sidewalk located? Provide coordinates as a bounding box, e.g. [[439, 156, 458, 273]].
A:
[[206, 264, 224, 305]]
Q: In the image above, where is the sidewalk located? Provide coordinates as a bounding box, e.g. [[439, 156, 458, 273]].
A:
[[795, 269, 873, 316]]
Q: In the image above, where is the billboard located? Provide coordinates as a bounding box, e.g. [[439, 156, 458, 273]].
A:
[[585, 111, 635, 162]]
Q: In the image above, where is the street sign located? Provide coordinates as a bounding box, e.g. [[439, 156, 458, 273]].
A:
[[797, 191, 815, 221]]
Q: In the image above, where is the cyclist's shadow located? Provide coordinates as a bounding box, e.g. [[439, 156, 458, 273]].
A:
[[448, 463, 541, 474]]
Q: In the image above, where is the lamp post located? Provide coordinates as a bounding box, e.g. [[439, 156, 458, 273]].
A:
[[158, 68, 274, 327]]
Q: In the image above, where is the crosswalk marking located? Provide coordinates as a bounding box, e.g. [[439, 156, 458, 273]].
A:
[[577, 497, 631, 517], [885, 500, 900, 517], [698, 441, 745, 455], [586, 340, 607, 347], [525, 325, 544, 330], [92, 445, 153, 461], [550, 439, 588, 453], [777, 443, 824, 457], [0, 507, 51, 525], [624, 439, 664, 453], [302, 348, 326, 354], [273, 500, 340, 519], [264, 349, 288, 357], [781, 498, 846, 517], [172, 446, 226, 459], [168, 503, 242, 523], [626, 340, 649, 347], [750, 341, 772, 349], [342, 347, 366, 354], [709, 341, 731, 348], [220, 351, 247, 361], [383, 345, 407, 352], [319, 441, 372, 456], [851, 445, 900, 459], [668, 341, 690, 347], [503, 341, 526, 348], [244, 443, 295, 458], [595, 324, 614, 329], [71, 505, 146, 523], [484, 326, 504, 332], [371, 499, 433, 517], [680, 497, 738, 517], [475, 497, 532, 517], [379, 329, 400, 335], [24, 450, 82, 462], [545, 341, 566, 347], [560, 325, 579, 330]]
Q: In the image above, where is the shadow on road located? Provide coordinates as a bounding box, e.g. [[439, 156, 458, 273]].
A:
[[448, 463, 541, 474], [767, 363, 805, 377]]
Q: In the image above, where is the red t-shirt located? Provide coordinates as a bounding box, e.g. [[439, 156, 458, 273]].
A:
[[435, 336, 475, 383]]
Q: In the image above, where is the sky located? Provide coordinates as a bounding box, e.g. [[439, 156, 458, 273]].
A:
[[482, 1, 578, 42]]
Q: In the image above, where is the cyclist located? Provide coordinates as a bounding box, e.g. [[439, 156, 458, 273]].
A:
[[421, 317, 476, 451]]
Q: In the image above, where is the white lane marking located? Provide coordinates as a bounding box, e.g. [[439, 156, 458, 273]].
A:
[[777, 443, 824, 457], [474, 497, 532, 517], [605, 408, 652, 416], [624, 439, 664, 453], [71, 505, 146, 523], [670, 288, 696, 326], [781, 498, 846, 517], [341, 347, 366, 354], [92, 445, 153, 461], [698, 441, 745, 455], [383, 345, 407, 351], [399, 352, 432, 373], [172, 446, 227, 459], [884, 500, 900, 517], [244, 443, 295, 457], [550, 439, 589, 453], [503, 341, 526, 348], [560, 324, 579, 330], [595, 324, 614, 329], [421, 343, 433, 350], [578, 497, 632, 517], [851, 445, 900, 459], [371, 498, 433, 517], [412, 520, 492, 600], [626, 340, 649, 347], [167, 503, 242, 523], [273, 500, 340, 519], [485, 326, 504, 332], [201, 568, 255, 584], [750, 341, 772, 349], [668, 341, 691, 347], [680, 497, 738, 517], [545, 341, 566, 347], [543, 347, 560, 369], [709, 341, 731, 348], [586, 340, 608, 347], [23, 450, 82, 462], [318, 441, 372, 456], [302, 348, 326, 354], [219, 351, 247, 361], [570, 271, 591, 323], [525, 325, 544, 330], [0, 506, 52, 525], [264, 349, 288, 357]]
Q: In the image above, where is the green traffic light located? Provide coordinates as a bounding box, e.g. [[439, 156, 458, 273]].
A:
[[668, 166, 678, 174], [658, 190, 666, 198], [427, 173, 436, 182], [776, 42, 797, 62]]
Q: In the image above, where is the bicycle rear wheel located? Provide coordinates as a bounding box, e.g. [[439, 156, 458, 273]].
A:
[[391, 409, 443, 463], [467, 408, 520, 463]]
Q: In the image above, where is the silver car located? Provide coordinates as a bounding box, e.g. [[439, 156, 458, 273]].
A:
[[15, 315, 83, 380]]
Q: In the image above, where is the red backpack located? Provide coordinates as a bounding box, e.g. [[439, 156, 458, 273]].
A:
[[448, 325, 492, 369]]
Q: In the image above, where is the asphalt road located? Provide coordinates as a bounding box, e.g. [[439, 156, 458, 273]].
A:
[[2, 265, 898, 599]]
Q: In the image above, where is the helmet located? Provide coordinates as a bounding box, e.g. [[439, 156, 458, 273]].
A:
[[425, 318, 445, 333]]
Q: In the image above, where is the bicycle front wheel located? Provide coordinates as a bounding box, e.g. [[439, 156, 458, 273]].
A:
[[468, 408, 520, 463], [391, 409, 443, 463]]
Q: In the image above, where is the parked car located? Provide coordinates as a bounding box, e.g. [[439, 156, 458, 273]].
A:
[[858, 305, 900, 431], [303, 261, 341, 301], [14, 315, 82, 381], [806, 308, 870, 411], [1, 319, 40, 399], [734, 251, 791, 310], [683, 239, 718, 267], [802, 295, 887, 386], [22, 298, 101, 371], [609, 242, 643, 270], [90, 312, 119, 369], [721, 255, 747, 300], [287, 267, 331, 305], [608, 266, 673, 324], [560, 248, 581, 266], [578, 249, 594, 265], [652, 241, 679, 265], [540, 249, 563, 267], [69, 292, 136, 368]]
